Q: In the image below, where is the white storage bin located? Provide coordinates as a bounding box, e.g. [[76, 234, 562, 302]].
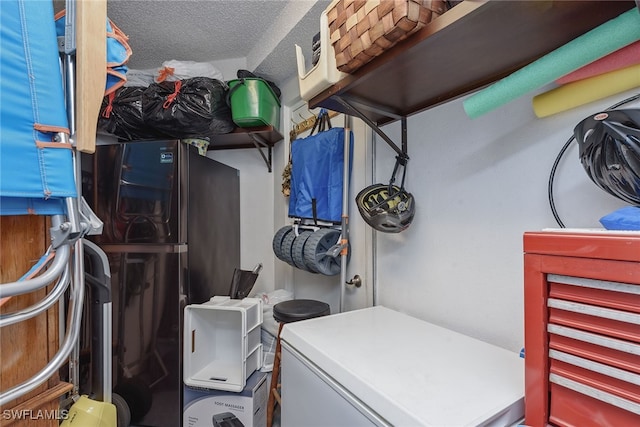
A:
[[295, 10, 347, 101], [260, 328, 277, 372], [184, 296, 263, 392]]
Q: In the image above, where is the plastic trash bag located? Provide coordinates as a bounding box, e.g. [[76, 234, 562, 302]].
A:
[[254, 289, 294, 338], [124, 68, 157, 87], [98, 86, 162, 140], [142, 77, 236, 138], [257, 289, 294, 307], [156, 60, 224, 83]]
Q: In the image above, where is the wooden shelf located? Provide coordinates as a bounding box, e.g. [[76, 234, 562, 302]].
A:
[[101, 126, 282, 149], [309, 0, 636, 125], [207, 125, 283, 172], [207, 125, 283, 150], [100, 126, 283, 171]]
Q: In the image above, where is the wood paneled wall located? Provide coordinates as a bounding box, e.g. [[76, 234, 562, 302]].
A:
[[0, 216, 65, 427]]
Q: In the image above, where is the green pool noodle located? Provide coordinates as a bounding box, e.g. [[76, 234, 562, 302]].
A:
[[462, 8, 640, 119]]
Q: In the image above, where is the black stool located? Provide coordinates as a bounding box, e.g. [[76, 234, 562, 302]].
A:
[[266, 299, 330, 427]]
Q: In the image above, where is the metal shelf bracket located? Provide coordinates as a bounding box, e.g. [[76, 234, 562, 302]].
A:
[[248, 133, 273, 172], [333, 96, 408, 159]]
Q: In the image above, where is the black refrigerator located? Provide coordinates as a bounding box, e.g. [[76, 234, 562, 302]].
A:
[[84, 140, 240, 426]]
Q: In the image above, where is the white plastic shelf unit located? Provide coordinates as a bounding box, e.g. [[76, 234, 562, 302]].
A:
[[184, 296, 263, 392]]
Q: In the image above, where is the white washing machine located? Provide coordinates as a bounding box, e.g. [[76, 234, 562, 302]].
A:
[[280, 306, 524, 427]]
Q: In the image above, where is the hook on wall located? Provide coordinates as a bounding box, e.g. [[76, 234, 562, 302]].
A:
[[346, 274, 362, 288], [290, 109, 341, 140]]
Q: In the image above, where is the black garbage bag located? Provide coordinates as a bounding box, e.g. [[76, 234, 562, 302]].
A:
[[142, 77, 236, 138], [98, 86, 164, 141]]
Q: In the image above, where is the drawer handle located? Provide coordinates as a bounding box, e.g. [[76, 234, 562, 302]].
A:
[[548, 274, 640, 296], [550, 373, 640, 416], [548, 324, 640, 356], [548, 298, 640, 325], [550, 349, 640, 386]]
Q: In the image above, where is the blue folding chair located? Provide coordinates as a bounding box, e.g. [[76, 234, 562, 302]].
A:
[[0, 2, 113, 422]]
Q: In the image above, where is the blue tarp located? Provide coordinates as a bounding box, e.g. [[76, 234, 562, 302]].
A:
[[289, 127, 353, 223], [0, 0, 77, 215]]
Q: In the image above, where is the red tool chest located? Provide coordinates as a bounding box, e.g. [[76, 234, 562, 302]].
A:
[[523, 230, 640, 426]]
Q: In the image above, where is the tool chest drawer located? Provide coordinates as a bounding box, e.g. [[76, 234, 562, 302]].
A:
[[548, 328, 640, 375], [549, 354, 640, 404], [545, 275, 640, 424], [548, 279, 640, 314], [547, 274, 640, 357], [524, 231, 640, 427], [549, 379, 640, 427]]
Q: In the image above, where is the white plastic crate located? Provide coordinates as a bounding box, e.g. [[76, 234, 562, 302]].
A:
[[184, 296, 263, 392], [295, 10, 347, 101]]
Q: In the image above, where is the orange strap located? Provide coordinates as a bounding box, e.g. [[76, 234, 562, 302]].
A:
[[163, 80, 182, 109], [34, 124, 70, 135], [101, 92, 116, 118], [341, 238, 349, 256], [156, 66, 175, 83]]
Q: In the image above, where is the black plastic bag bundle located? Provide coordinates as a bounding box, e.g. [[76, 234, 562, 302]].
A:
[[98, 86, 162, 140], [142, 77, 235, 138]]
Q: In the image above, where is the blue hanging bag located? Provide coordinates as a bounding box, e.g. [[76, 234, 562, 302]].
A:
[[289, 109, 353, 223]]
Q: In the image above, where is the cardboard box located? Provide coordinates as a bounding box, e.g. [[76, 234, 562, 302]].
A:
[[183, 370, 268, 427]]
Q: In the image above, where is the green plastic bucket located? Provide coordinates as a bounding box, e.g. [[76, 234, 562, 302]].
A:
[[227, 78, 281, 129]]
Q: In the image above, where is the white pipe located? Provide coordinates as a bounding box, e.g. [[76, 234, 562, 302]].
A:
[[371, 131, 378, 307], [0, 265, 70, 327], [340, 114, 352, 313], [0, 242, 85, 406], [102, 302, 113, 403], [69, 239, 85, 397], [68, 117, 86, 398]]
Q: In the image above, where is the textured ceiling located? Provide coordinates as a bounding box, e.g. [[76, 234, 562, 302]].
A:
[[106, 0, 330, 85]]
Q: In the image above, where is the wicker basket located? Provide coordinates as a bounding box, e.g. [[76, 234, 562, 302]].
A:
[[327, 0, 448, 73]]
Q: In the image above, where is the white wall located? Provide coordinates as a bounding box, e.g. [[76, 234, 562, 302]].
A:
[[214, 58, 636, 353], [372, 87, 636, 352], [212, 57, 248, 81], [207, 59, 372, 316], [205, 57, 271, 295], [207, 56, 374, 308], [206, 76, 310, 307], [207, 146, 275, 296]]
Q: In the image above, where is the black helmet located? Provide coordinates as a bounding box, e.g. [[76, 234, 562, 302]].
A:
[[356, 154, 415, 233], [574, 109, 640, 205], [356, 184, 415, 233]]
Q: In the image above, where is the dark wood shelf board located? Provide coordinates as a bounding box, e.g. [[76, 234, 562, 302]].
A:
[[310, 0, 637, 125], [207, 125, 283, 150]]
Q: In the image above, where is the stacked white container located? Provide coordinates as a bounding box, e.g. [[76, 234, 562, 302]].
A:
[[295, 10, 348, 101], [183, 296, 263, 392]]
